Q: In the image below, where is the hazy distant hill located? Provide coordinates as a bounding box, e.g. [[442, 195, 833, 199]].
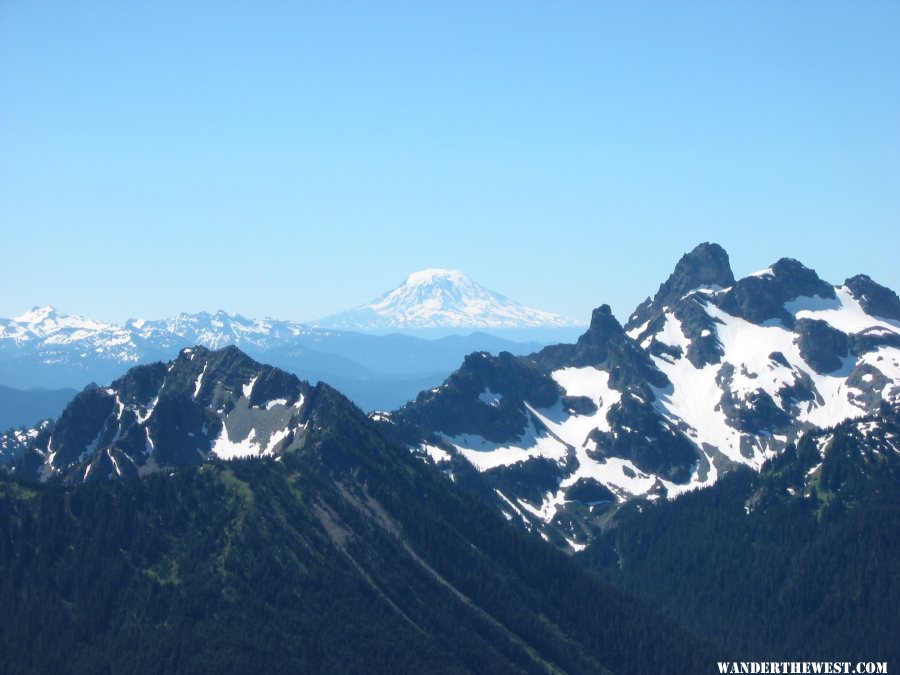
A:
[[0, 385, 76, 432]]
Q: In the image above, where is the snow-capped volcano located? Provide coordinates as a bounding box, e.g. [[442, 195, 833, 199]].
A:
[[313, 268, 584, 332]]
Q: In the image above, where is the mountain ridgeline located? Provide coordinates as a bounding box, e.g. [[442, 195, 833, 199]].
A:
[[0, 306, 551, 416], [0, 346, 704, 674], [11, 346, 313, 483], [378, 243, 900, 548], [7, 242, 899, 549], [0, 267, 585, 419]]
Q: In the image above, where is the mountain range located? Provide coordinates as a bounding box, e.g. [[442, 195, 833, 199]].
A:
[[0, 344, 704, 674], [2, 242, 898, 668], [378, 243, 900, 548], [0, 269, 582, 422], [0, 309, 548, 420], [6, 243, 899, 548]]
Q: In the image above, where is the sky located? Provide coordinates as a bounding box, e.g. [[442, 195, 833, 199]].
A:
[[1, 1, 898, 326]]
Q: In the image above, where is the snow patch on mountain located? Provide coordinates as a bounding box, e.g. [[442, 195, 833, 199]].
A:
[[441, 419, 568, 471], [788, 287, 900, 333], [211, 427, 261, 460]]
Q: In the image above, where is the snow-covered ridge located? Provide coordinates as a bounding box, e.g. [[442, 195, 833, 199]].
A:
[[125, 310, 314, 350], [0, 306, 318, 374], [393, 244, 900, 549], [313, 268, 584, 331], [0, 306, 312, 350], [1, 285, 575, 391], [3, 306, 129, 343]]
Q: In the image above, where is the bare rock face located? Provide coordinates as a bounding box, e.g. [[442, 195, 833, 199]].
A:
[[844, 274, 900, 320], [794, 319, 850, 374], [627, 242, 735, 332], [717, 258, 836, 326]]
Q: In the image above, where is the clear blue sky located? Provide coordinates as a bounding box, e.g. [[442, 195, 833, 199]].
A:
[[2, 1, 898, 326]]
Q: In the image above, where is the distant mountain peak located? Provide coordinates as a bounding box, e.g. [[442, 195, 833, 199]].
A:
[[314, 268, 584, 332], [13, 305, 61, 324], [6, 305, 118, 340]]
